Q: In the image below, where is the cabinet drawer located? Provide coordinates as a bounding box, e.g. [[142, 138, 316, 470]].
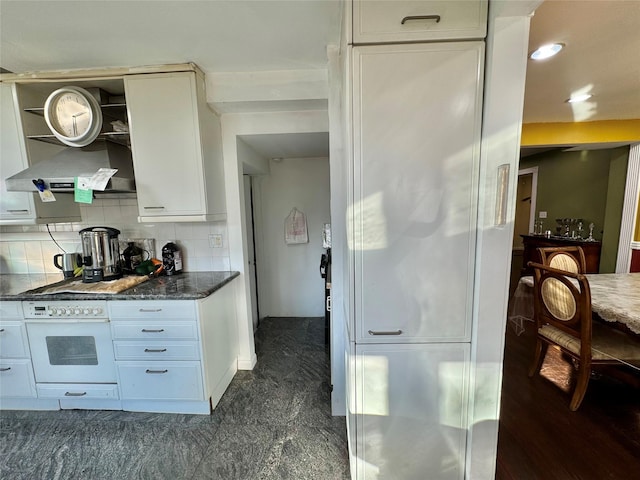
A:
[[109, 300, 196, 320], [353, 0, 487, 43], [0, 321, 29, 358], [36, 383, 119, 399], [0, 302, 22, 319], [113, 341, 200, 361], [111, 321, 199, 341], [117, 361, 204, 401], [0, 360, 36, 398]]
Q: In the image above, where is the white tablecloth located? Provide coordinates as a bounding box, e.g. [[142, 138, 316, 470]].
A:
[[507, 273, 640, 335]]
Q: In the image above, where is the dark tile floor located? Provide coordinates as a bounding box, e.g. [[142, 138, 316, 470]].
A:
[[0, 317, 350, 480]]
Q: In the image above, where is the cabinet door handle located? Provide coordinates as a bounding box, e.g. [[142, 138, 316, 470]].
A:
[[145, 369, 168, 374], [0, 329, 4, 332], [64, 391, 87, 397], [368, 329, 403, 336], [6, 209, 30, 214], [139, 308, 162, 312], [401, 15, 441, 25], [141, 328, 165, 333], [143, 206, 165, 210], [0, 367, 11, 372], [144, 348, 167, 353]]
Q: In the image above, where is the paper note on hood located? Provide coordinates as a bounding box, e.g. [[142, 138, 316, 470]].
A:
[[86, 168, 118, 191]]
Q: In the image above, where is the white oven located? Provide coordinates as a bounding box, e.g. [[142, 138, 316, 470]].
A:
[[23, 301, 117, 384]]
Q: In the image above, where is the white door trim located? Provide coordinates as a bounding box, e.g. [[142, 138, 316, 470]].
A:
[[518, 166, 538, 234], [615, 143, 640, 273]]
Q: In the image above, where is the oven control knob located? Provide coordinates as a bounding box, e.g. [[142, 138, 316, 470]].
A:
[[83, 308, 91, 315], [74, 308, 82, 315], [93, 307, 103, 315], [47, 308, 55, 316]]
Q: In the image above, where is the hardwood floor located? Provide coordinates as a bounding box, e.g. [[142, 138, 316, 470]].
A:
[[496, 322, 640, 479]]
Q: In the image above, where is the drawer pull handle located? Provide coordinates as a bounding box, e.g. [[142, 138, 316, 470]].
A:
[[64, 391, 87, 397], [0, 367, 11, 372], [401, 15, 441, 25], [368, 329, 403, 336], [143, 206, 165, 210], [0, 329, 4, 332], [141, 328, 165, 333], [146, 369, 168, 374], [139, 308, 162, 312], [7, 209, 30, 213], [144, 348, 167, 353]]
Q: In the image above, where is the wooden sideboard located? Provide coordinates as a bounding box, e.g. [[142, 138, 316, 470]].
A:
[[520, 235, 602, 274]]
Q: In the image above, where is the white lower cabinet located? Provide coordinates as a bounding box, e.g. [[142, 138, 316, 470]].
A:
[[110, 301, 206, 410], [0, 359, 36, 398], [117, 361, 204, 401], [0, 303, 37, 401], [108, 288, 238, 414], [0, 320, 30, 358], [351, 343, 470, 480]]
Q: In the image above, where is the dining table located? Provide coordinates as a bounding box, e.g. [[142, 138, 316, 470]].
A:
[[508, 272, 640, 370]]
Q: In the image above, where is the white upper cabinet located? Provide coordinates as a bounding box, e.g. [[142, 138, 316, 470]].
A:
[[0, 83, 80, 225], [351, 42, 484, 343], [352, 0, 487, 44], [125, 71, 226, 222]]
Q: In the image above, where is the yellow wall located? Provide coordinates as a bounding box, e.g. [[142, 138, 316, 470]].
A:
[[521, 119, 640, 146]]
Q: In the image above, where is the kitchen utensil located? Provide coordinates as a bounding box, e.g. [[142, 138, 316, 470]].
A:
[[53, 252, 81, 279], [79, 226, 122, 283]]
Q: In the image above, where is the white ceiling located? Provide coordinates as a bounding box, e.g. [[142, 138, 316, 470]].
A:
[[0, 1, 342, 74], [1, 0, 638, 159], [523, 0, 640, 123]]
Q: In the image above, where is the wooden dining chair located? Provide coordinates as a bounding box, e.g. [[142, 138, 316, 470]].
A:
[[537, 246, 587, 274], [527, 262, 638, 411]]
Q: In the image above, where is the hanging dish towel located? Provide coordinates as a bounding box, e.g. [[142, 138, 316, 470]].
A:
[[285, 208, 309, 244]]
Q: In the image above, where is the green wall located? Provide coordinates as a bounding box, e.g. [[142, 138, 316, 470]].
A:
[[519, 146, 629, 273]]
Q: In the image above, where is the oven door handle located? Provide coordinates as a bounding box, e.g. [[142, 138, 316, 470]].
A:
[[24, 318, 109, 324]]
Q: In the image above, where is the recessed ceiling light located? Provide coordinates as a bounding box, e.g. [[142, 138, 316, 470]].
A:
[[566, 94, 593, 103], [529, 43, 564, 60]]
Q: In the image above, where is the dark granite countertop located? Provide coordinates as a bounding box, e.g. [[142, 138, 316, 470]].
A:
[[0, 271, 239, 302]]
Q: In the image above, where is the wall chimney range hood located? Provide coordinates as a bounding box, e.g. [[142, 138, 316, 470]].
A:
[[6, 142, 136, 193]]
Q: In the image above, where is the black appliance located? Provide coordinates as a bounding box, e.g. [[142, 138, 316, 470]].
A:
[[320, 248, 331, 345]]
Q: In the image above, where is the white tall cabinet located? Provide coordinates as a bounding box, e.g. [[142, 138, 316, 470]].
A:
[[345, 2, 486, 479], [352, 42, 483, 345]]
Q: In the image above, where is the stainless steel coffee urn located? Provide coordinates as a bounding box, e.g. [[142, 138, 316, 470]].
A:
[[79, 226, 122, 283]]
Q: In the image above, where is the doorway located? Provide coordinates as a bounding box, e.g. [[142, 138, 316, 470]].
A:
[[248, 157, 330, 320], [243, 175, 260, 330], [510, 167, 538, 295]]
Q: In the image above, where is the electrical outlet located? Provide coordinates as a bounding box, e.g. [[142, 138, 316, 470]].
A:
[[209, 234, 223, 248], [539, 211, 547, 219]]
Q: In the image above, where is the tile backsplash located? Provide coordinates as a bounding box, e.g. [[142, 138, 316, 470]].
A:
[[0, 196, 230, 274]]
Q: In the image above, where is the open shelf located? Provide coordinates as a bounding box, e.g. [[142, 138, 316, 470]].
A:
[[26, 131, 130, 147], [24, 103, 127, 117]]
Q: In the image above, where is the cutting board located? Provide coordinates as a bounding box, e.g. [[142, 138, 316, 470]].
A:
[[35, 275, 150, 295]]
